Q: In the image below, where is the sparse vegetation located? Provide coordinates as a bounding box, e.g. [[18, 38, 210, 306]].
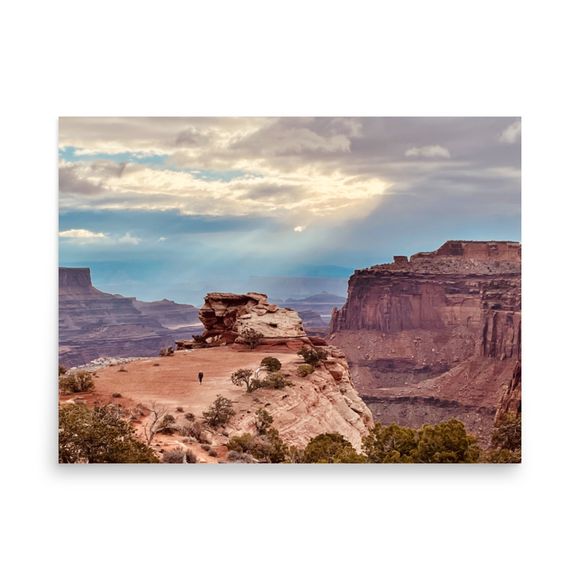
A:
[[302, 433, 365, 463], [203, 395, 235, 428], [487, 413, 521, 463], [296, 364, 315, 377], [159, 346, 174, 357], [58, 364, 68, 376], [261, 356, 281, 372], [59, 371, 95, 394], [112, 392, 123, 398], [240, 328, 264, 349], [162, 448, 197, 463], [143, 403, 175, 445], [231, 368, 256, 392], [59, 404, 158, 463], [255, 408, 274, 435], [298, 346, 328, 367], [227, 428, 287, 463], [363, 420, 481, 463], [252, 371, 293, 390], [176, 406, 184, 413]]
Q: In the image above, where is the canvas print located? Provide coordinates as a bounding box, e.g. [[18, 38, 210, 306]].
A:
[[58, 117, 521, 464]]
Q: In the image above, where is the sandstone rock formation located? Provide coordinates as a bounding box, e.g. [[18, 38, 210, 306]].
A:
[[191, 292, 308, 347], [329, 241, 521, 441], [87, 341, 373, 457], [59, 267, 200, 367]]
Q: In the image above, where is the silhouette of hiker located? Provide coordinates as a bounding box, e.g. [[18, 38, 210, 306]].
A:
[[198, 371, 204, 384]]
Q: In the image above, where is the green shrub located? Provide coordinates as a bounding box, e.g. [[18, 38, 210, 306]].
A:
[[227, 428, 288, 463], [255, 408, 274, 435], [59, 404, 158, 463], [240, 328, 264, 349], [261, 357, 282, 372], [302, 432, 365, 463], [298, 346, 328, 367], [253, 372, 293, 390], [59, 371, 95, 394], [231, 368, 255, 392], [297, 364, 315, 377], [203, 395, 235, 428], [363, 420, 481, 463]]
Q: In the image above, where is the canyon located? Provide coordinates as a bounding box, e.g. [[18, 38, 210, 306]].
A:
[[329, 240, 521, 441], [63, 294, 373, 461], [59, 267, 200, 367]]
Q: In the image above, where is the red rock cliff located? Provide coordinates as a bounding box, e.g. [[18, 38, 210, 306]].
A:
[[329, 241, 521, 442]]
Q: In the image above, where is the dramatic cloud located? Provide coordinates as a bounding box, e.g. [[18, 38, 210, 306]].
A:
[[59, 117, 520, 302], [499, 120, 521, 144]]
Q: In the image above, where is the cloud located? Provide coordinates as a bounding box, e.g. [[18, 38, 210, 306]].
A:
[[405, 145, 451, 158], [499, 120, 521, 144], [59, 228, 107, 240], [118, 233, 141, 245], [294, 225, 306, 233]]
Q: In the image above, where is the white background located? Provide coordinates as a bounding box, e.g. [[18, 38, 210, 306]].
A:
[[1, 1, 579, 578]]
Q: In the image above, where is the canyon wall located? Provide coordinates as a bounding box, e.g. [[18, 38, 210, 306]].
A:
[[59, 268, 200, 367], [329, 241, 521, 441]]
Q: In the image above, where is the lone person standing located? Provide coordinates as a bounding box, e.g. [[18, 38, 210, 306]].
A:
[[197, 371, 204, 384]]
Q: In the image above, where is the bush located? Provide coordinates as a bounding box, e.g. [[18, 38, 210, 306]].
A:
[[112, 392, 123, 398], [231, 368, 256, 392], [261, 357, 281, 372], [208, 449, 218, 457], [201, 444, 211, 452], [159, 347, 174, 357], [58, 365, 68, 376], [302, 433, 365, 463], [176, 407, 184, 413], [163, 448, 197, 463], [255, 408, 274, 435], [180, 418, 205, 442], [298, 346, 328, 367], [297, 364, 315, 377], [227, 428, 287, 463], [59, 404, 158, 463], [184, 412, 195, 421], [240, 328, 264, 349], [363, 420, 481, 463], [491, 413, 521, 452], [59, 371, 95, 394], [253, 372, 293, 390], [203, 395, 235, 428]]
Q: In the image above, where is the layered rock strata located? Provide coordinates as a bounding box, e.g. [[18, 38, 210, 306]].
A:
[[329, 241, 521, 441], [177, 292, 308, 348], [59, 267, 199, 367]]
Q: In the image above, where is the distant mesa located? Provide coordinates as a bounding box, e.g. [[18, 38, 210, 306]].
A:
[[59, 267, 200, 367]]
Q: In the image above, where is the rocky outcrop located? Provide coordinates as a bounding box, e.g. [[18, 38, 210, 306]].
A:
[[329, 241, 521, 442], [192, 292, 308, 347], [59, 267, 200, 367], [230, 345, 373, 451]]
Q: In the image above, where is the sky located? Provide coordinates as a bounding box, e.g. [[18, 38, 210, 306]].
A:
[[59, 117, 521, 304]]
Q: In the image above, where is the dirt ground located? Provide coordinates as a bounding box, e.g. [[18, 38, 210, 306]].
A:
[[88, 345, 298, 413], [60, 345, 302, 463]]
